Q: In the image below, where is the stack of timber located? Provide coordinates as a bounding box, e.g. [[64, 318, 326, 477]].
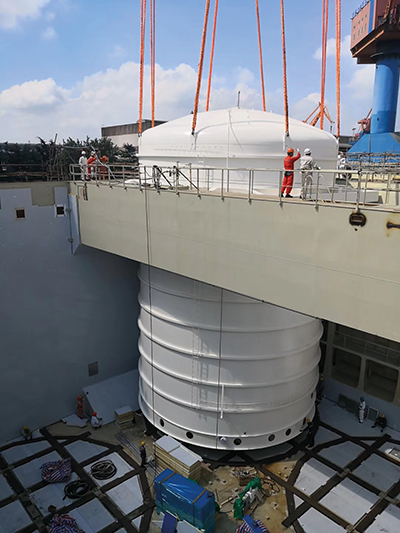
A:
[[114, 405, 134, 429], [154, 436, 202, 481]]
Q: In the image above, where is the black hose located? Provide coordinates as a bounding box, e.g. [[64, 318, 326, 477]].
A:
[[64, 480, 90, 500], [90, 460, 117, 480]]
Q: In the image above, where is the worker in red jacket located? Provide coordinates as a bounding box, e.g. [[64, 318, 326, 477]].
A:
[[87, 152, 97, 180], [282, 147, 300, 198]]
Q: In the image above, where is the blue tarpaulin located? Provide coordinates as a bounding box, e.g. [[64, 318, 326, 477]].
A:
[[154, 469, 215, 533]]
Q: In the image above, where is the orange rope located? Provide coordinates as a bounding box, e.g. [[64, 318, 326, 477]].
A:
[[150, 0, 156, 127], [256, 0, 266, 112], [206, 0, 218, 112], [280, 0, 289, 135], [335, 0, 341, 137], [320, 0, 329, 130], [139, 0, 147, 135], [192, 0, 211, 135]]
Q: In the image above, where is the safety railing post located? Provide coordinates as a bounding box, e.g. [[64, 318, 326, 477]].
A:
[[122, 165, 126, 188], [363, 172, 368, 205], [207, 169, 210, 191], [278, 170, 283, 205], [356, 171, 361, 211], [386, 172, 391, 204], [227, 169, 230, 193], [331, 169, 335, 203], [189, 163, 192, 190], [315, 173, 320, 210], [248, 170, 252, 202], [221, 169, 224, 199], [197, 168, 200, 197]]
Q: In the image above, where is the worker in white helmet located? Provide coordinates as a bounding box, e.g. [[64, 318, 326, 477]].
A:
[[299, 148, 320, 200], [78, 150, 88, 181]]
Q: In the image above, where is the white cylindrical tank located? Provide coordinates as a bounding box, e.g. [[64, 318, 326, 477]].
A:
[[139, 108, 338, 193], [138, 266, 322, 450]]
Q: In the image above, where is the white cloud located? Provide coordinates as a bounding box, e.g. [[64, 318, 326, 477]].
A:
[[0, 0, 51, 29], [108, 45, 127, 59], [314, 35, 352, 60], [0, 78, 69, 111], [42, 25, 56, 40], [235, 67, 255, 86], [348, 64, 375, 100], [0, 61, 380, 142], [44, 11, 55, 21], [291, 92, 321, 123]]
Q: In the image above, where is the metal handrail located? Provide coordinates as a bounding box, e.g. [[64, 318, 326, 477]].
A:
[[334, 331, 400, 367], [69, 163, 400, 211]]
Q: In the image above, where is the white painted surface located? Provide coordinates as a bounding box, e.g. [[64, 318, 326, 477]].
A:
[[295, 459, 336, 495], [320, 478, 378, 524], [106, 476, 143, 514], [1, 441, 51, 464], [139, 266, 321, 449], [367, 504, 400, 532], [0, 501, 32, 533], [72, 180, 400, 345], [0, 476, 13, 500], [139, 108, 338, 190], [65, 440, 109, 463], [30, 473, 78, 514], [297, 506, 346, 533], [69, 499, 116, 532], [353, 454, 400, 491], [319, 441, 365, 468], [84, 370, 139, 425], [13, 451, 61, 488], [132, 516, 142, 531]]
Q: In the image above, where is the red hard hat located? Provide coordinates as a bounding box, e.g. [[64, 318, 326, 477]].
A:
[[287, 147, 294, 154], [92, 412, 97, 416]]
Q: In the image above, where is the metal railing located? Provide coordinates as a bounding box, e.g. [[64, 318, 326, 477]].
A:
[[69, 163, 400, 211], [334, 331, 400, 368]]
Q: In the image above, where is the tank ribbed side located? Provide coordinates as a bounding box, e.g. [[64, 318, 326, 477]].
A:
[[138, 265, 322, 450]]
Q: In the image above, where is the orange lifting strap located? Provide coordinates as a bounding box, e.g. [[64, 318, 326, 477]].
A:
[[150, 0, 156, 128], [256, 0, 267, 112], [320, 0, 329, 130], [280, 0, 289, 135], [192, 0, 211, 135], [335, 0, 341, 137], [139, 0, 147, 135], [206, 0, 219, 112]]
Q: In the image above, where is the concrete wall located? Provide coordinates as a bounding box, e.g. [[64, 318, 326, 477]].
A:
[[0, 182, 140, 442], [70, 182, 400, 345]]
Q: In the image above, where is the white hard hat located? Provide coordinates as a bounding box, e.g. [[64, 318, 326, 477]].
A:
[[304, 148, 312, 155], [81, 150, 86, 155]]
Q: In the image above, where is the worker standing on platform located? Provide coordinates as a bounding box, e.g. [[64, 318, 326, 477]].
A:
[[87, 152, 97, 180], [79, 151, 88, 181], [299, 148, 320, 200], [282, 147, 300, 198], [358, 397, 367, 423], [140, 441, 147, 468]]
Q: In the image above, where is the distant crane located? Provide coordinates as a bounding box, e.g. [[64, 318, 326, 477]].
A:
[[357, 108, 372, 135], [303, 104, 335, 132]]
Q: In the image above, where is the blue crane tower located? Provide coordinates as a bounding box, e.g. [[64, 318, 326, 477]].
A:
[[349, 0, 400, 154]]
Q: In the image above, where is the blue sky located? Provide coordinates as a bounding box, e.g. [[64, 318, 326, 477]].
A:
[[0, 0, 377, 142]]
